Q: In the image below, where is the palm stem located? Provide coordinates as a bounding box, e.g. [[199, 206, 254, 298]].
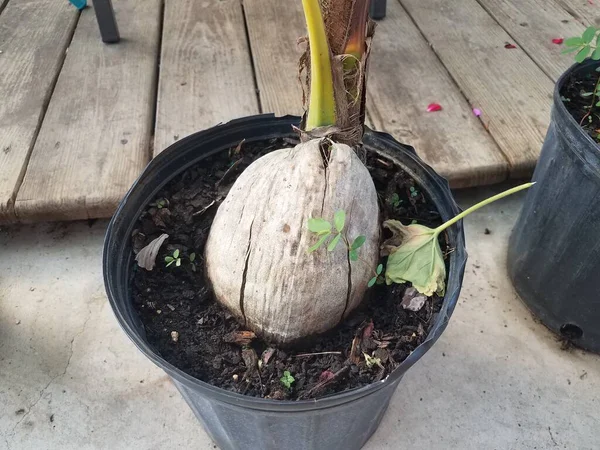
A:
[[302, 0, 336, 130]]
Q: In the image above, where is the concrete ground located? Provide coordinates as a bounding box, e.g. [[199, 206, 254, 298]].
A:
[[0, 183, 598, 450]]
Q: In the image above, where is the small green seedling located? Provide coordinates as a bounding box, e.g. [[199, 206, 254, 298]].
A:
[[307, 210, 367, 261], [308, 210, 383, 288], [348, 235, 366, 261], [280, 370, 295, 389], [389, 193, 402, 208], [165, 249, 181, 267], [149, 198, 168, 209], [367, 264, 383, 288], [189, 252, 197, 271], [383, 183, 534, 296], [409, 186, 418, 198], [363, 352, 384, 370]]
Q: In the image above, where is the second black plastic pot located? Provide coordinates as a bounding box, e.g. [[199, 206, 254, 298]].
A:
[[103, 114, 467, 450], [509, 60, 600, 353]]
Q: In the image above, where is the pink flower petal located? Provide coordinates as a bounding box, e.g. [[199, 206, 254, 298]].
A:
[[552, 38, 564, 45], [427, 103, 442, 112], [504, 43, 517, 49], [589, 0, 594, 5], [473, 108, 482, 117]]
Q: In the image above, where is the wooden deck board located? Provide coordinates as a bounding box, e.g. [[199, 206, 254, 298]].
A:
[[476, 0, 584, 81], [400, 0, 555, 178], [154, 0, 260, 156], [556, 0, 600, 25], [1, 0, 578, 222], [367, 0, 508, 187], [14, 0, 161, 221], [0, 0, 78, 221], [243, 0, 306, 116]]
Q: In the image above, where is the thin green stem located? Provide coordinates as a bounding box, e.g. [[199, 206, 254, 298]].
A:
[[302, 0, 336, 130], [580, 73, 600, 126], [341, 233, 351, 249], [342, 233, 378, 278], [434, 182, 535, 236], [357, 255, 379, 278]]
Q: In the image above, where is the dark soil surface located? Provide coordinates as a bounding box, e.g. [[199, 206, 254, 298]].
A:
[[561, 67, 600, 142], [130, 136, 448, 400]]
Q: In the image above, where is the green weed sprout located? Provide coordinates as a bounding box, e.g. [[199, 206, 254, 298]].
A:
[[307, 209, 367, 259], [280, 370, 295, 389], [165, 249, 181, 267]]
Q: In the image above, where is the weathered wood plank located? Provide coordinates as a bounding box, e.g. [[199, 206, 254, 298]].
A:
[[0, 0, 78, 221], [476, 0, 585, 81], [556, 0, 600, 26], [243, 0, 306, 116], [399, 0, 555, 178], [154, 0, 260, 155], [367, 0, 508, 187], [14, 0, 161, 221]]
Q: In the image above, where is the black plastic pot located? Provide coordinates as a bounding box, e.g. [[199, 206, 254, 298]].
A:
[[508, 60, 600, 353], [103, 115, 467, 450]]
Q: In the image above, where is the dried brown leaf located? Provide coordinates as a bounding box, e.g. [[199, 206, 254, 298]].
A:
[[373, 348, 389, 364], [300, 366, 350, 399], [241, 348, 259, 378], [223, 330, 257, 346], [350, 334, 362, 365], [373, 339, 390, 349], [135, 234, 169, 271], [229, 139, 245, 158], [152, 207, 171, 228], [261, 347, 276, 366], [362, 320, 374, 339]]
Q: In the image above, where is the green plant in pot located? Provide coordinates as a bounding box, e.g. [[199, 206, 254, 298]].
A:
[[105, 1, 532, 449], [508, 26, 600, 353]]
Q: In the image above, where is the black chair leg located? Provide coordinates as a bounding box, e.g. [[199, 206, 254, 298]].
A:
[[369, 0, 387, 20], [92, 0, 120, 43]]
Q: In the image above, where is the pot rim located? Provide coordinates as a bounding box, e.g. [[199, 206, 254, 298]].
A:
[[103, 114, 467, 412]]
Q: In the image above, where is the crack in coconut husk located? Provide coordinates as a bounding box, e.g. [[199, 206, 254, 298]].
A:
[[341, 206, 354, 323], [319, 141, 330, 215], [238, 218, 255, 326]]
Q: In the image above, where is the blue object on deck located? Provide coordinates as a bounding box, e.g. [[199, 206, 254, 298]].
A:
[[69, 0, 87, 10]]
